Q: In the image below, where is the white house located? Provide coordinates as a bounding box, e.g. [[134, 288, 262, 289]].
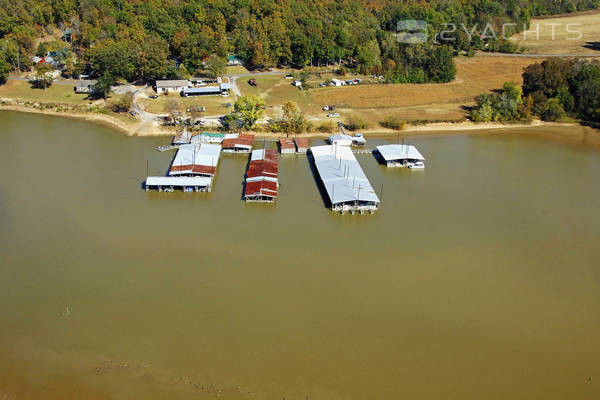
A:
[[155, 80, 189, 94]]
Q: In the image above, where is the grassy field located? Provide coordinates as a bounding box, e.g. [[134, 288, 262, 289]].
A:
[[510, 10, 600, 55], [309, 56, 533, 125], [0, 79, 94, 105], [137, 93, 235, 116]]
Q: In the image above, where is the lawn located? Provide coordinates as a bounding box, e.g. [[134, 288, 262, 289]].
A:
[[510, 10, 600, 55], [137, 93, 235, 116], [238, 75, 321, 118], [0, 79, 94, 105]]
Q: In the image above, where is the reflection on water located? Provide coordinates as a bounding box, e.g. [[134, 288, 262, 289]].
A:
[[1, 111, 599, 399]]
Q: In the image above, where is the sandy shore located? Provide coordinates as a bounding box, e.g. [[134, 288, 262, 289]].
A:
[[2, 103, 599, 148]]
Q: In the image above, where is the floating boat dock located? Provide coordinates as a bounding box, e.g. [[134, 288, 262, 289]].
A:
[[190, 132, 239, 144], [294, 138, 309, 154], [376, 144, 425, 167], [243, 149, 279, 202], [168, 143, 221, 177], [279, 138, 296, 154], [145, 176, 212, 192], [311, 145, 380, 214], [222, 133, 254, 153], [172, 127, 192, 145], [145, 142, 221, 192]]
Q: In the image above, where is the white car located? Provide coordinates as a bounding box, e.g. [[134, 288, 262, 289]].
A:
[[327, 113, 340, 118]]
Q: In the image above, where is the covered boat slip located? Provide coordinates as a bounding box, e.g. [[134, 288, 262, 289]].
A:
[[145, 176, 213, 192], [168, 143, 221, 177], [222, 134, 254, 153], [244, 149, 279, 202], [311, 145, 380, 214], [376, 144, 425, 167]]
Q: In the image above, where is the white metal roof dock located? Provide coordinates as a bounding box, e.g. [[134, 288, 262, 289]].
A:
[[376, 144, 425, 167], [168, 143, 221, 176], [311, 145, 380, 214], [145, 176, 212, 192]]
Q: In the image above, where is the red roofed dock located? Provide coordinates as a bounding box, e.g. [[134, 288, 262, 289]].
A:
[[279, 138, 296, 154], [244, 149, 279, 202], [222, 133, 254, 153]]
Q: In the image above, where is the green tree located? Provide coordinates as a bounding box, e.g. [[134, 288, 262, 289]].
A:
[[230, 95, 265, 130], [32, 62, 54, 89], [0, 54, 9, 84], [92, 71, 115, 99], [543, 98, 566, 121], [205, 54, 226, 77]]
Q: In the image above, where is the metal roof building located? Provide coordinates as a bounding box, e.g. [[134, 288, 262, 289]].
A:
[[294, 138, 309, 153], [279, 138, 295, 154], [376, 144, 425, 167], [311, 145, 380, 214], [168, 143, 221, 176], [191, 132, 239, 144], [244, 149, 279, 202], [222, 134, 254, 153], [145, 176, 212, 192]]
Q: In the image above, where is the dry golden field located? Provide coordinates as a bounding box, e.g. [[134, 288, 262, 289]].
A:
[[510, 10, 600, 55], [310, 56, 534, 124]]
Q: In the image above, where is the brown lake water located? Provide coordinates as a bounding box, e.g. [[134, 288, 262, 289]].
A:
[[1, 111, 600, 399]]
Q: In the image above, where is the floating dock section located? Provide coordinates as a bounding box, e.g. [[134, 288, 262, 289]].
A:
[[294, 138, 309, 153], [311, 145, 380, 214], [145, 176, 212, 192], [172, 127, 192, 145], [376, 144, 425, 167], [243, 149, 279, 202], [168, 143, 221, 177], [145, 143, 221, 192], [279, 138, 295, 154], [190, 132, 239, 144], [222, 133, 254, 153]]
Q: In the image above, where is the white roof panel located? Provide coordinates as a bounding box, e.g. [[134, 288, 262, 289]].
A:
[[169, 143, 221, 175], [311, 145, 380, 205], [377, 144, 425, 161]]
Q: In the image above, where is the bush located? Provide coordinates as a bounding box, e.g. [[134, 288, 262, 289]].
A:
[[111, 92, 133, 113], [317, 122, 333, 132], [380, 117, 406, 130], [345, 117, 367, 131]]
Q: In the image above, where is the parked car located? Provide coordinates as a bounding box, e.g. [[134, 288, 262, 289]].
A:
[[327, 113, 340, 118], [149, 95, 158, 99], [323, 105, 336, 111]]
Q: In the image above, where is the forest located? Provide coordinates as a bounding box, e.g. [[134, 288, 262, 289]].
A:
[[1, 0, 600, 85]]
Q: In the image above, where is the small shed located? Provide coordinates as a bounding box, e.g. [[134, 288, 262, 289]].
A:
[[294, 138, 309, 154], [279, 138, 295, 154]]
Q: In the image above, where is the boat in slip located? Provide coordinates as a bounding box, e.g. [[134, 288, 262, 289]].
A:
[[407, 161, 425, 169]]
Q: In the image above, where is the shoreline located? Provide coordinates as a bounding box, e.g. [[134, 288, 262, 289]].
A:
[[2, 103, 599, 148]]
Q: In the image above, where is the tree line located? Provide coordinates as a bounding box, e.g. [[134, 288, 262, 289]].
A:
[[471, 59, 600, 124], [1, 0, 599, 85]]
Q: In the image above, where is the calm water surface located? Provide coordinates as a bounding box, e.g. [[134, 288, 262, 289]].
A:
[[1, 111, 599, 399]]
